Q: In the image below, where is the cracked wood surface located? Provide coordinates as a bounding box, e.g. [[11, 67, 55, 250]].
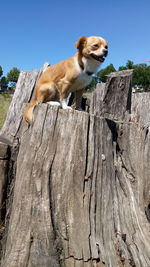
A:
[[89, 70, 133, 121], [0, 63, 50, 143], [0, 68, 150, 266]]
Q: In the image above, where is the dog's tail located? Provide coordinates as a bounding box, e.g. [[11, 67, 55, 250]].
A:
[[23, 99, 38, 124]]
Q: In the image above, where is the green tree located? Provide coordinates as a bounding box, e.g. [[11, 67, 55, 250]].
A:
[[0, 76, 8, 88], [86, 60, 150, 92], [97, 64, 116, 82], [117, 60, 150, 91], [118, 60, 134, 71], [133, 64, 150, 91], [0, 66, 3, 78], [126, 60, 134, 69], [7, 67, 20, 86], [145, 66, 150, 91], [118, 66, 127, 71], [87, 76, 100, 91]]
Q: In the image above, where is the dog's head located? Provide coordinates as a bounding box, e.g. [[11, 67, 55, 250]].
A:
[[75, 36, 108, 63]]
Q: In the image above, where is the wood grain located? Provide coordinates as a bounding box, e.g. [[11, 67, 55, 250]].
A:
[[0, 67, 150, 266]]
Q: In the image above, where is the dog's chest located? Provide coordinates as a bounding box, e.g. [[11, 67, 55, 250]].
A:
[[70, 73, 92, 92]]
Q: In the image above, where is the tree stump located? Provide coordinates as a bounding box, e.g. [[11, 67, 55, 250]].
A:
[[0, 67, 150, 267]]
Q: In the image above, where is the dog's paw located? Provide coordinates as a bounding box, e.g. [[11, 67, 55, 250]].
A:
[[62, 106, 72, 110], [60, 99, 72, 110], [47, 101, 61, 107]]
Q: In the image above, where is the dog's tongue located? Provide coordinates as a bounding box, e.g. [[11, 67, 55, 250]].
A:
[[99, 56, 105, 62], [91, 53, 105, 62]]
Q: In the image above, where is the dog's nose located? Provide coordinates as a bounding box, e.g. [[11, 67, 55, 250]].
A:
[[103, 49, 108, 57]]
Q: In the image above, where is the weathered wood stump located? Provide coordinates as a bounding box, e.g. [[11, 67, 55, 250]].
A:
[[0, 66, 150, 267]]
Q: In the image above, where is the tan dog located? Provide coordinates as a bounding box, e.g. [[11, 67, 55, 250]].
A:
[[24, 36, 108, 124]]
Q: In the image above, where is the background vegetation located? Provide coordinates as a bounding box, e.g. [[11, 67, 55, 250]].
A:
[[0, 93, 12, 128], [88, 60, 150, 91], [0, 65, 20, 129], [0, 66, 20, 90]]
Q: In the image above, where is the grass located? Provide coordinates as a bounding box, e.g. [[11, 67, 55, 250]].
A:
[[0, 93, 12, 129]]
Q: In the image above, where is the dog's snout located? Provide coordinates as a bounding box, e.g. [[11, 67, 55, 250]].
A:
[[103, 48, 108, 57]]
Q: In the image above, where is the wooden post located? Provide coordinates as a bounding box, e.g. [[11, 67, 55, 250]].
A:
[[0, 67, 150, 267]]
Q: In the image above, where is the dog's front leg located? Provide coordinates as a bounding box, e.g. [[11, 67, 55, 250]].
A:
[[60, 98, 72, 109], [60, 85, 72, 109], [74, 89, 84, 111]]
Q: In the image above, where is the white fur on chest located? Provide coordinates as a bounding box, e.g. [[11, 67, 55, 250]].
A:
[[82, 57, 101, 73], [70, 56, 100, 92], [70, 72, 92, 92], [70, 57, 101, 92]]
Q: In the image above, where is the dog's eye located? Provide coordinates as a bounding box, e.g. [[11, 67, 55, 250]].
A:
[[92, 44, 99, 49], [105, 45, 108, 49]]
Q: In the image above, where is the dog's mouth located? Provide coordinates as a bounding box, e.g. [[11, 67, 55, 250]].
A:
[[90, 53, 106, 62]]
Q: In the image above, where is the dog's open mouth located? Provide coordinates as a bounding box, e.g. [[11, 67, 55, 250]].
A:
[[90, 53, 106, 62]]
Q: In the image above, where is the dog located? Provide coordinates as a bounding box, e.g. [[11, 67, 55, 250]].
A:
[[24, 36, 108, 124]]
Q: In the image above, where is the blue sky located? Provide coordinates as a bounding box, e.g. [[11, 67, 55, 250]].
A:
[[1, 0, 150, 75]]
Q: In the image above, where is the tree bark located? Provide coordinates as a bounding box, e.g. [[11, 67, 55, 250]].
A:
[[0, 67, 150, 267]]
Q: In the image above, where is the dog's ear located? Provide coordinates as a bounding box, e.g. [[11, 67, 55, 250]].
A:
[[75, 36, 87, 50]]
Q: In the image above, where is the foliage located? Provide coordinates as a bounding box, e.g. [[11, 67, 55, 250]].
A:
[[0, 66, 7, 90], [132, 64, 150, 90], [121, 61, 150, 91], [0, 76, 8, 87], [93, 60, 150, 91], [126, 60, 134, 69], [0, 66, 3, 77], [118, 66, 127, 71], [97, 64, 116, 82], [87, 76, 99, 91], [118, 60, 134, 71], [0, 66, 20, 90], [7, 67, 20, 84]]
